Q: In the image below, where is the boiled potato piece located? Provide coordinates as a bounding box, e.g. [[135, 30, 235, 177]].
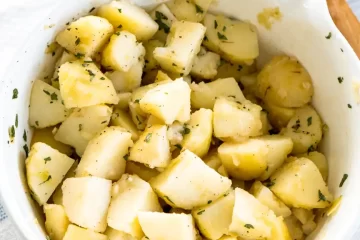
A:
[[263, 102, 296, 129], [203, 14, 259, 64], [213, 97, 262, 139], [191, 47, 221, 79], [139, 212, 197, 240], [270, 158, 333, 209], [229, 188, 275, 239], [102, 31, 145, 72], [191, 78, 246, 109], [182, 109, 213, 158], [62, 177, 111, 232], [52, 160, 78, 205], [97, 0, 158, 41], [52, 51, 78, 89], [257, 135, 293, 181], [125, 161, 159, 181], [215, 61, 257, 81], [302, 220, 317, 235], [268, 216, 292, 240], [192, 190, 235, 239], [284, 216, 304, 240], [203, 150, 222, 171], [44, 204, 70, 240], [63, 224, 107, 240], [257, 56, 314, 108], [154, 21, 206, 75], [129, 125, 171, 168], [56, 16, 113, 57], [150, 4, 177, 42], [259, 111, 272, 135], [26, 143, 75, 205], [54, 104, 112, 156], [59, 60, 118, 108], [107, 174, 162, 238], [155, 70, 172, 83], [292, 208, 314, 225], [167, 0, 213, 22], [143, 40, 164, 71], [29, 80, 69, 128], [76, 127, 133, 180], [250, 181, 291, 218], [139, 79, 191, 124], [31, 127, 73, 156], [150, 150, 232, 209], [116, 92, 132, 110], [281, 105, 322, 154], [111, 109, 140, 141], [218, 139, 268, 180], [297, 151, 328, 181], [105, 228, 137, 240]]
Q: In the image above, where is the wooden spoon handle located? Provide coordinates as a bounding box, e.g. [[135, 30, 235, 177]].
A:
[[327, 0, 360, 58]]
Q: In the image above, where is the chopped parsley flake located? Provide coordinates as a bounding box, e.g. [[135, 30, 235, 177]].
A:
[[118, 9, 122, 13], [12, 88, 18, 99], [144, 133, 152, 143], [318, 190, 327, 202], [35, 121, 39, 126], [89, 7, 95, 13], [118, 24, 123, 28], [214, 20, 218, 29], [39, 175, 52, 185], [244, 224, 254, 229], [78, 124, 83, 131], [182, 126, 191, 135], [339, 173, 348, 187], [223, 26, 227, 31], [100, 77, 105, 80], [207, 200, 212, 204], [217, 32, 228, 40], [75, 37, 81, 46], [195, 4, 203, 13], [338, 77, 344, 83], [292, 119, 301, 131], [74, 53, 85, 59], [23, 144, 29, 157], [348, 104, 352, 109], [325, 32, 332, 39], [264, 180, 275, 187], [155, 11, 170, 34], [308, 145, 315, 153], [23, 130, 27, 141], [43, 90, 50, 96], [123, 153, 129, 161], [50, 92, 58, 101], [307, 116, 312, 126], [197, 209, 205, 215], [8, 125, 15, 139], [164, 195, 174, 204], [86, 69, 95, 80], [174, 144, 182, 150], [15, 114, 18, 128], [44, 157, 51, 163]]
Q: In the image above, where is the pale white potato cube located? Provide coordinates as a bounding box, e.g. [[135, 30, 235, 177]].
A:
[[281, 105, 322, 154], [26, 143, 75, 205], [250, 181, 291, 218], [284, 216, 304, 240], [263, 102, 296, 129], [63, 224, 107, 240], [76, 127, 133, 180], [270, 158, 333, 209], [150, 4, 177, 41], [192, 190, 235, 239], [52, 51, 78, 88], [297, 151, 328, 181], [191, 48, 221, 79], [97, 0, 158, 41], [217, 139, 268, 180], [116, 92, 132, 110], [29, 80, 69, 128], [167, 0, 213, 22], [125, 161, 159, 182], [62, 177, 112, 232], [213, 97, 262, 139], [54, 104, 112, 156], [56, 16, 113, 57], [107, 174, 162, 238], [182, 108, 213, 158], [154, 70, 172, 83], [59, 60, 118, 108], [139, 78, 191, 124], [302, 220, 317, 235], [154, 21, 206, 75], [150, 150, 232, 209], [44, 204, 70, 240], [292, 208, 314, 225], [111, 109, 140, 141], [138, 212, 197, 240], [229, 188, 275, 239], [129, 125, 171, 168], [191, 78, 246, 109], [105, 227, 137, 240], [258, 111, 272, 135], [268, 216, 292, 240], [102, 31, 145, 72], [143, 39, 164, 71]]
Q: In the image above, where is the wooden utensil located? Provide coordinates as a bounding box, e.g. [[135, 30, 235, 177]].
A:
[[327, 0, 360, 58]]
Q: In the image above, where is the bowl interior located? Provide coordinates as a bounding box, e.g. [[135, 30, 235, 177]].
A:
[[1, 0, 360, 239]]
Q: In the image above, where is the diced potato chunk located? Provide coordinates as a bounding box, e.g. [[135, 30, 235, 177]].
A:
[[218, 139, 268, 180], [257, 56, 314, 108], [191, 47, 221, 79], [249, 181, 291, 218], [182, 109, 213, 158], [31, 128, 73, 156], [203, 14, 259, 64], [281, 105, 322, 154], [167, 0, 213, 22], [155, 70, 172, 83], [150, 4, 177, 42], [54, 104, 112, 156], [150, 150, 232, 209], [292, 208, 314, 225], [213, 97, 262, 139], [192, 190, 235, 239], [52, 51, 78, 88], [139, 79, 191, 124], [263, 102, 296, 129], [107, 174, 162, 238], [44, 204, 70, 240], [154, 21, 206, 75], [56, 16, 113, 57], [76, 127, 133, 180], [259, 111, 272, 135], [111, 109, 140, 141], [143, 39, 164, 71], [62, 177, 112, 232], [129, 125, 171, 168], [191, 78, 246, 109], [284, 216, 304, 240], [215, 61, 257, 82], [105, 228, 137, 240], [52, 161, 78, 205], [268, 216, 292, 240], [229, 188, 274, 239], [125, 161, 159, 181], [115, 92, 132, 110], [97, 0, 158, 41], [59, 60, 118, 108], [29, 80, 69, 128], [26, 143, 75, 205], [138, 212, 197, 240], [102, 31, 145, 72], [297, 151, 328, 181], [302, 220, 317, 235], [63, 224, 107, 240], [270, 158, 333, 209]]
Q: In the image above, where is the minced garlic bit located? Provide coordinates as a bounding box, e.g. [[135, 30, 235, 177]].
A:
[[326, 195, 342, 217], [257, 7, 283, 30], [352, 81, 360, 104]]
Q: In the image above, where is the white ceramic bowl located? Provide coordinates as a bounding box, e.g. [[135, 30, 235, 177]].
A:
[[0, 0, 360, 239]]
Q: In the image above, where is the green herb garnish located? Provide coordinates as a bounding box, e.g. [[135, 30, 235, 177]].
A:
[[244, 224, 254, 229], [23, 144, 29, 157], [195, 4, 203, 13], [174, 144, 182, 150], [318, 190, 327, 202], [197, 209, 205, 215], [144, 133, 152, 143], [86, 69, 95, 80], [348, 104, 352, 109], [75, 38, 81, 46], [207, 200, 212, 204], [9, 125, 15, 139], [307, 116, 312, 126], [214, 20, 218, 29], [39, 175, 52, 185], [15, 114, 18, 128], [43, 90, 50, 96], [44, 157, 51, 163], [118, 9, 122, 13], [12, 88, 18, 99], [217, 32, 227, 40], [338, 77, 344, 84], [23, 130, 27, 141], [75, 53, 85, 59], [50, 93, 58, 101], [123, 153, 129, 161], [155, 11, 170, 34], [325, 32, 332, 39], [339, 174, 348, 187]]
